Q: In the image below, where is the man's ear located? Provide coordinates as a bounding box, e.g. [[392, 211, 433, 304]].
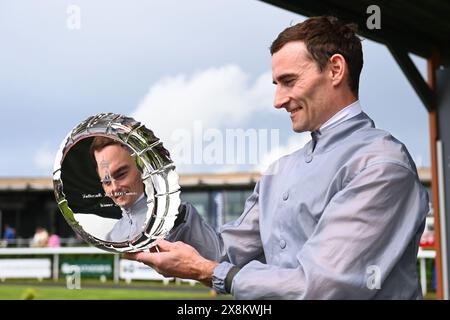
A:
[[328, 54, 346, 87]]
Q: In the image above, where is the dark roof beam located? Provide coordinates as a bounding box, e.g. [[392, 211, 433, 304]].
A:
[[387, 43, 433, 112]]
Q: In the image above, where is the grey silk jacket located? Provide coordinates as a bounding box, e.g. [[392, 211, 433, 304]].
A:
[[105, 194, 148, 242], [169, 112, 429, 299]]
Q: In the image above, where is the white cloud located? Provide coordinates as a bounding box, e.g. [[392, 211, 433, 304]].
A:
[[132, 65, 277, 172], [255, 133, 311, 174], [33, 143, 56, 173], [132, 65, 274, 143], [131, 66, 315, 175]]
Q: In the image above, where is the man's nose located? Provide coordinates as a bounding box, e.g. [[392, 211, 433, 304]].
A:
[[274, 87, 289, 109], [109, 180, 121, 195]]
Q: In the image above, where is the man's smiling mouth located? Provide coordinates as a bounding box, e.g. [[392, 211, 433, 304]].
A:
[[290, 106, 302, 116]]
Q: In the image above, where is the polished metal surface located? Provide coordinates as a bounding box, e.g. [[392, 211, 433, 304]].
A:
[[53, 113, 181, 252]]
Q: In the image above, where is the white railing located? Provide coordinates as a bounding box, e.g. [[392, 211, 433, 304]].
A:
[[0, 246, 198, 286], [0, 246, 436, 293], [0, 247, 118, 282], [0, 238, 84, 248], [418, 248, 436, 296]]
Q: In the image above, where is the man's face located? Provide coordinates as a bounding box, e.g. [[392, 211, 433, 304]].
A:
[[272, 41, 333, 132], [94, 144, 144, 210]]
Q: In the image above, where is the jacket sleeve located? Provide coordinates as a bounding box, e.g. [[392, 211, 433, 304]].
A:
[[167, 182, 264, 265], [230, 162, 428, 299]]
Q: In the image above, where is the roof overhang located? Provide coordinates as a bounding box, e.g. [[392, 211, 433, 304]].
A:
[[260, 0, 450, 65]]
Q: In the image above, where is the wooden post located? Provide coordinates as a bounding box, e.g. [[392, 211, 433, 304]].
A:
[[428, 49, 443, 299]]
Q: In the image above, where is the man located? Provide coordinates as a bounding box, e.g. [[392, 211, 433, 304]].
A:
[[90, 136, 148, 242], [30, 227, 49, 248], [3, 224, 16, 247], [125, 16, 429, 299], [3, 224, 15, 241]]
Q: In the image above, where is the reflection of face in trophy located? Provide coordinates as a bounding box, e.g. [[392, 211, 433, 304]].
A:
[[90, 137, 148, 242], [91, 137, 144, 209], [54, 113, 181, 252]]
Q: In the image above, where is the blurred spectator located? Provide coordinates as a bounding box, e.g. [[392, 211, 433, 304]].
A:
[[30, 227, 49, 247], [3, 224, 16, 240], [47, 234, 61, 247], [419, 216, 435, 249], [2, 224, 16, 247]]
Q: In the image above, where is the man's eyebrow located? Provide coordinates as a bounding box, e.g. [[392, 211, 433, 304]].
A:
[[111, 165, 129, 177], [101, 165, 129, 182], [272, 73, 298, 85]]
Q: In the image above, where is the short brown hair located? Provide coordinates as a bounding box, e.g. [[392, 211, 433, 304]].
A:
[[89, 136, 123, 160], [270, 16, 363, 95]]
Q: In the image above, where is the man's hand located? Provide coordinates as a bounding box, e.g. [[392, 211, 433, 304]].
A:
[[123, 239, 218, 287]]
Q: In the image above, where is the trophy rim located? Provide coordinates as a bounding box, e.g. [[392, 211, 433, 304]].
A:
[[53, 112, 181, 253]]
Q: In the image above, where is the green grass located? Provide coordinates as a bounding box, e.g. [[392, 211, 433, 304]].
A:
[[424, 292, 437, 300], [1, 277, 203, 288], [0, 285, 220, 300], [0, 284, 437, 300]]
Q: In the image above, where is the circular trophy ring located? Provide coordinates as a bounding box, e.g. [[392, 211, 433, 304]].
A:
[[53, 113, 181, 252]]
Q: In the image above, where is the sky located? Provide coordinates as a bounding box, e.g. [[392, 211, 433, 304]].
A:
[[0, 0, 430, 177]]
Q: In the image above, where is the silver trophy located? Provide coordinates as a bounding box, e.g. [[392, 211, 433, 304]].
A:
[[53, 113, 181, 252]]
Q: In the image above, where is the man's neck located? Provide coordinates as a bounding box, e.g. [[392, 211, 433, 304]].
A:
[[122, 193, 145, 212], [319, 99, 361, 132], [315, 91, 358, 132]]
